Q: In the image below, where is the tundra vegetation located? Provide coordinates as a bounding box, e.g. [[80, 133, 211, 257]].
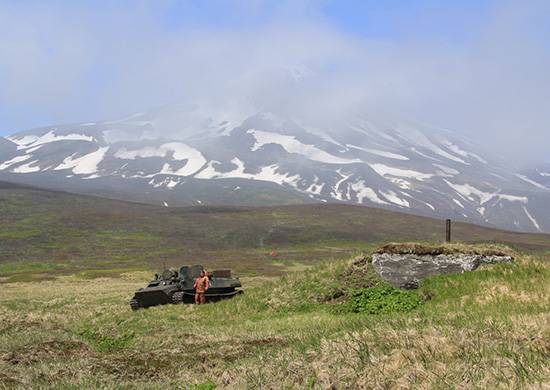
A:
[[1, 185, 549, 388], [1, 246, 549, 389], [2, 181, 550, 282]]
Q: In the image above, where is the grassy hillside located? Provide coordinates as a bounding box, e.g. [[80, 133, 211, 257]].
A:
[[2, 181, 550, 282], [1, 182, 549, 387], [1, 251, 548, 388]]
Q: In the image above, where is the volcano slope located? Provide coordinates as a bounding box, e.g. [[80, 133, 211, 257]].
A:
[[2, 180, 550, 283], [3, 110, 550, 233]]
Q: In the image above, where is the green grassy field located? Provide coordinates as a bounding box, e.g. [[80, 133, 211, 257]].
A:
[[1, 251, 549, 388]]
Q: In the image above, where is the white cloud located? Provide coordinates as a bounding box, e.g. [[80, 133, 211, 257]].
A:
[[0, 1, 549, 164]]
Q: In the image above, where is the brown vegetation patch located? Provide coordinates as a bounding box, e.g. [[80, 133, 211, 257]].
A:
[[476, 284, 538, 305], [328, 254, 383, 302], [376, 242, 515, 257], [82, 336, 287, 382], [95, 350, 184, 380], [339, 254, 381, 289], [242, 336, 287, 347], [0, 371, 22, 387], [2, 340, 90, 365]]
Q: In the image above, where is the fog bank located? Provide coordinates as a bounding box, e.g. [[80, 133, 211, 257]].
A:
[[0, 0, 548, 164]]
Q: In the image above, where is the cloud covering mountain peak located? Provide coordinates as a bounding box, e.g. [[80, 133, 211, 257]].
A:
[[1, 1, 550, 164]]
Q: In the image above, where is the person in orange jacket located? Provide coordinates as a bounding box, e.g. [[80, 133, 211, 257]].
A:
[[194, 270, 209, 304]]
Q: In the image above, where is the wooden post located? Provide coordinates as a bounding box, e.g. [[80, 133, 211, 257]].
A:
[[445, 219, 452, 243]]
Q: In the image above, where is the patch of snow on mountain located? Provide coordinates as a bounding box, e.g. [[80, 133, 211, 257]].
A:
[[149, 179, 163, 188], [0, 154, 32, 170], [350, 181, 388, 204], [254, 165, 300, 187], [195, 158, 251, 180], [167, 143, 209, 164], [515, 174, 549, 191], [352, 120, 395, 142], [166, 178, 180, 189], [306, 183, 324, 195], [423, 201, 436, 211], [248, 129, 361, 164], [331, 170, 353, 200], [410, 147, 438, 161], [523, 206, 542, 231], [294, 123, 347, 149], [381, 190, 410, 207], [347, 144, 409, 160], [54, 147, 109, 175], [497, 194, 529, 203], [25, 145, 45, 153], [445, 180, 491, 203], [194, 159, 301, 188], [114, 143, 206, 170], [445, 180, 527, 205], [12, 130, 95, 150], [193, 161, 221, 179], [305, 176, 325, 195], [82, 174, 100, 179], [395, 124, 468, 164], [12, 160, 41, 173], [115, 146, 167, 159], [126, 172, 155, 179], [226, 158, 249, 178], [139, 144, 206, 177], [148, 177, 180, 188], [212, 108, 254, 136], [7, 135, 39, 147], [442, 141, 487, 164], [388, 178, 411, 189], [370, 163, 434, 181], [433, 164, 460, 176], [453, 199, 465, 208]]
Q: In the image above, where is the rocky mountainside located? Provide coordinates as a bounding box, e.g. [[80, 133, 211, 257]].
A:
[[1, 105, 549, 233]]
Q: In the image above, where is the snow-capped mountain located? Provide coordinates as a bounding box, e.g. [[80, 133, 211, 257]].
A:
[[1, 106, 549, 233]]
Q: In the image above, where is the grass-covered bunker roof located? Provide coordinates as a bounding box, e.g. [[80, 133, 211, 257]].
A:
[[375, 242, 515, 257]]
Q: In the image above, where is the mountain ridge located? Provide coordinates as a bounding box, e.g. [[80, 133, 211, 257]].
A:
[[1, 106, 549, 233]]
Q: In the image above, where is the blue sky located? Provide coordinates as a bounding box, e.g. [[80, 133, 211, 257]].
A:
[[0, 0, 549, 161]]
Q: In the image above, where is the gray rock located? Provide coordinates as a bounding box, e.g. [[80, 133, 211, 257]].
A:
[[372, 253, 513, 289]]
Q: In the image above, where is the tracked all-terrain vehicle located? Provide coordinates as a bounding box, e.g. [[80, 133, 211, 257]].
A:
[[129, 265, 243, 310]]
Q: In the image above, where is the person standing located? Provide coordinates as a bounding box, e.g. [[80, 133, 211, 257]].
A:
[[194, 270, 209, 304]]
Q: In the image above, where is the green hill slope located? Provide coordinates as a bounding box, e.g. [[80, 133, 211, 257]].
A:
[[1, 180, 550, 281]]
